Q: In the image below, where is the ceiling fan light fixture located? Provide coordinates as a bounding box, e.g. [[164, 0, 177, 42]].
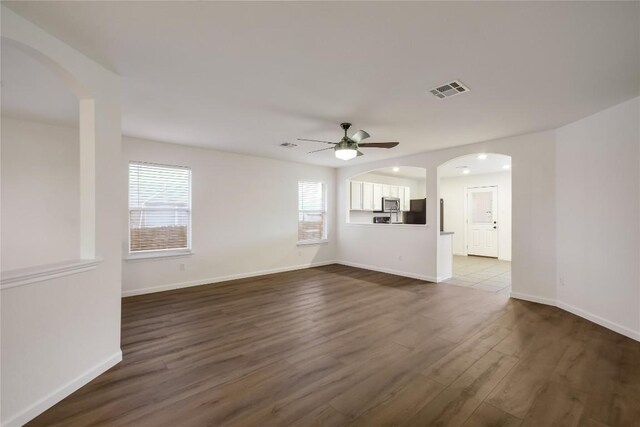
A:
[[335, 147, 358, 160]]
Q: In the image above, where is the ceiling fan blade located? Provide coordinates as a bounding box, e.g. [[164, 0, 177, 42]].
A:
[[357, 150, 364, 157], [358, 142, 399, 149], [351, 130, 370, 143], [297, 138, 337, 145], [308, 147, 335, 154]]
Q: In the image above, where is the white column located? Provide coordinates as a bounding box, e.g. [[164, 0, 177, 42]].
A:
[[79, 99, 96, 259]]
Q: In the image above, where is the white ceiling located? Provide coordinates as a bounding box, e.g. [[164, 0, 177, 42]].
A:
[[2, 1, 639, 167], [368, 166, 427, 181], [439, 153, 512, 178]]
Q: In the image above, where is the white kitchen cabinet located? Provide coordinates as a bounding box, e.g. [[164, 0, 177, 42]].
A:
[[350, 181, 363, 210], [352, 181, 410, 211], [362, 182, 374, 211], [373, 184, 383, 211], [403, 187, 411, 210]]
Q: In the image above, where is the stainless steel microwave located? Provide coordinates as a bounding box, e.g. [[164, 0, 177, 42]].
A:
[[382, 197, 400, 212]]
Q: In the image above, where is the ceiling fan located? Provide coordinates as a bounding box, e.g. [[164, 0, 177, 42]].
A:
[[298, 123, 399, 161]]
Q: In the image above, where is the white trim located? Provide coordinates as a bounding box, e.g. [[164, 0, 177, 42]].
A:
[[509, 291, 556, 306], [557, 300, 640, 342], [1, 258, 103, 290], [125, 249, 193, 261], [336, 260, 437, 283], [2, 350, 122, 427], [510, 292, 639, 342], [122, 260, 337, 297]]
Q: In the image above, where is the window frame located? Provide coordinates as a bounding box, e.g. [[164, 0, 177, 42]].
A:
[[297, 180, 328, 245], [127, 161, 193, 260]]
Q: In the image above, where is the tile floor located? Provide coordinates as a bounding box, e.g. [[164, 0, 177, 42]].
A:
[[444, 255, 511, 293]]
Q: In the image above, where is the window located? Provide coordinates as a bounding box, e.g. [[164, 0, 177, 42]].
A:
[[129, 162, 191, 254], [298, 181, 327, 243]]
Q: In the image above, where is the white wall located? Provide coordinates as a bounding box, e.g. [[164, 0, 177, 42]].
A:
[[439, 172, 512, 261], [1, 117, 80, 270], [556, 97, 640, 340], [337, 130, 557, 298], [1, 7, 123, 426], [122, 136, 337, 296]]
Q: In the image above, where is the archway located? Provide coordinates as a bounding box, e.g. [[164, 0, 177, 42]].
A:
[[1, 36, 97, 268], [437, 153, 512, 293]]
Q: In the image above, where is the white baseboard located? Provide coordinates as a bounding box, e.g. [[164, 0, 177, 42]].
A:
[[557, 300, 640, 342], [336, 260, 438, 283], [3, 350, 122, 427], [509, 291, 556, 306], [511, 293, 639, 342], [122, 260, 337, 297]]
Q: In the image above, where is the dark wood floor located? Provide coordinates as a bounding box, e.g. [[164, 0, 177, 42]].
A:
[[29, 264, 640, 427]]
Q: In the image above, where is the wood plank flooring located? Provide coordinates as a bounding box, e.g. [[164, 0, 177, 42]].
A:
[[28, 264, 640, 427]]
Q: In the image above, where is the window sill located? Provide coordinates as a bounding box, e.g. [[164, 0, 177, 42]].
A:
[[297, 240, 329, 246], [1, 258, 103, 290], [125, 249, 194, 262]]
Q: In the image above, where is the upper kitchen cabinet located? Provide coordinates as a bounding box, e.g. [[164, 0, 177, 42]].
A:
[[373, 183, 383, 211], [350, 181, 363, 210], [362, 182, 374, 211], [350, 181, 409, 212], [401, 187, 411, 211]]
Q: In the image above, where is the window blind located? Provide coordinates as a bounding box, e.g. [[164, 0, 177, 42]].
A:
[[129, 162, 191, 253], [298, 181, 326, 243]]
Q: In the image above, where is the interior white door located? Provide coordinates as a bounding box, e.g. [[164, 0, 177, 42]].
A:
[[466, 186, 498, 257]]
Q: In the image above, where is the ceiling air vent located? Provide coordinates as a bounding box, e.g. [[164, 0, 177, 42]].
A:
[[429, 80, 470, 99]]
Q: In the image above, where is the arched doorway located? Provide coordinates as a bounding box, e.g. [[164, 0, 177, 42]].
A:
[[1, 36, 97, 267], [437, 153, 512, 293]]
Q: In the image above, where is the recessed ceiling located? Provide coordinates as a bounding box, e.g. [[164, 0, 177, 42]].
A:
[[2, 1, 639, 167], [439, 153, 512, 178]]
